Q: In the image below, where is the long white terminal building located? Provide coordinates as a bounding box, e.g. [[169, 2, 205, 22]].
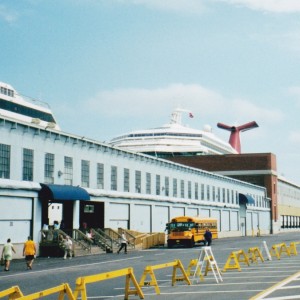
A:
[[0, 82, 271, 257]]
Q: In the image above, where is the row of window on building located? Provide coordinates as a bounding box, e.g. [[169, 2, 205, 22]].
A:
[[0, 144, 267, 207]]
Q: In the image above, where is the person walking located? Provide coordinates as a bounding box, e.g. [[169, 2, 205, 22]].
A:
[[1, 238, 16, 271], [63, 236, 73, 259], [204, 228, 212, 246], [23, 236, 36, 270], [117, 231, 128, 254]]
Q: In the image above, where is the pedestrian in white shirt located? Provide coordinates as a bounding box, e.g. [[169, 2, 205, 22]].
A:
[[117, 232, 128, 254], [63, 236, 73, 259]]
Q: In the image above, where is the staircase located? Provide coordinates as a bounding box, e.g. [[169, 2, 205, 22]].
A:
[[39, 228, 138, 258]]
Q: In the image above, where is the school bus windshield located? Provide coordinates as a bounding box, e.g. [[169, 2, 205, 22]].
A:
[[169, 222, 195, 231]]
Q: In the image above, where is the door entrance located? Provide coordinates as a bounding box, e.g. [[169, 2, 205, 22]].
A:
[[80, 201, 104, 230], [42, 200, 74, 230]]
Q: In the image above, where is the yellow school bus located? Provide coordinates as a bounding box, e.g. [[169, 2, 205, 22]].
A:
[[166, 216, 218, 248]]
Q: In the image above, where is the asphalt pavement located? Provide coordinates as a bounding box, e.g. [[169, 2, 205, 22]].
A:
[[1, 231, 300, 300]]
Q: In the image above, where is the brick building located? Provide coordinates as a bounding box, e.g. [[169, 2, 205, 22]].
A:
[[167, 153, 279, 231]]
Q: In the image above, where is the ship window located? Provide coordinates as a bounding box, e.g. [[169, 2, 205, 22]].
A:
[[0, 98, 56, 123]]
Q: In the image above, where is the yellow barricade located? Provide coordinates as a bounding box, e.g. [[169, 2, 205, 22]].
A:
[[186, 258, 204, 281], [74, 267, 144, 300], [139, 259, 191, 295], [0, 286, 24, 299], [248, 247, 264, 264], [187, 255, 221, 277], [223, 250, 250, 272], [289, 241, 300, 256], [17, 283, 74, 300], [270, 243, 290, 260], [203, 255, 222, 277]]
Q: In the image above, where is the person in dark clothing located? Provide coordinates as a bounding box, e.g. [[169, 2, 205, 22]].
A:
[[204, 228, 212, 246]]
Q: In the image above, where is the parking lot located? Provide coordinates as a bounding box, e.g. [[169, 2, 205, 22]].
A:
[[1, 232, 300, 299]]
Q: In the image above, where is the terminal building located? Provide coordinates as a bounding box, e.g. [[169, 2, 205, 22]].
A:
[[0, 82, 290, 257]]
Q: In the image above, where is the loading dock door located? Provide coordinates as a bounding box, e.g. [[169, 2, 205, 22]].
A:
[[108, 203, 129, 230]]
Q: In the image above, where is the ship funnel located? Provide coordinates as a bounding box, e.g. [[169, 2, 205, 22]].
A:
[[217, 121, 258, 154]]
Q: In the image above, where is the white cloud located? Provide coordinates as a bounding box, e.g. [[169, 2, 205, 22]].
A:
[[86, 84, 223, 118], [0, 5, 18, 23], [221, 0, 300, 13], [231, 98, 284, 123], [85, 84, 284, 126]]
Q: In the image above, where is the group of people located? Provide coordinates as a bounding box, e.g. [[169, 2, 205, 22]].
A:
[[1, 234, 73, 271], [1, 236, 36, 271], [1, 229, 211, 271]]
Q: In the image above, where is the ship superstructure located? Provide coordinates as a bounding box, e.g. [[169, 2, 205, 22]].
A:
[[109, 108, 238, 157], [0, 81, 60, 130]]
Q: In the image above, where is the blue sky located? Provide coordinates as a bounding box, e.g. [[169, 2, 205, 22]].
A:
[[1, 0, 300, 184]]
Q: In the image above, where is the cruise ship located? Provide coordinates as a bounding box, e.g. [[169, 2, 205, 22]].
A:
[[0, 81, 60, 130], [109, 108, 238, 157]]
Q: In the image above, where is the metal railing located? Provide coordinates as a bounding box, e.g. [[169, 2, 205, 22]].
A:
[[72, 229, 93, 253], [104, 228, 135, 249], [91, 228, 113, 253]]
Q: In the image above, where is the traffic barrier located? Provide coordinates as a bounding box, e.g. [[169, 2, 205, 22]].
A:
[[73, 268, 143, 300], [248, 247, 264, 264], [223, 250, 250, 272], [0, 286, 24, 299], [289, 241, 300, 256], [203, 255, 222, 277], [186, 258, 204, 280], [17, 283, 74, 300], [270, 243, 290, 260], [139, 259, 191, 295]]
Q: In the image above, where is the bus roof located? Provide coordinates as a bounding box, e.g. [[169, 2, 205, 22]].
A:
[[170, 216, 217, 223]]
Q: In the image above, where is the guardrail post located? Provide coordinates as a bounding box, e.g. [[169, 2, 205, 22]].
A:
[[248, 247, 264, 263], [223, 250, 249, 272], [139, 260, 190, 295], [186, 259, 204, 281], [0, 286, 24, 299], [74, 268, 144, 300], [16, 283, 74, 300], [289, 241, 300, 256]]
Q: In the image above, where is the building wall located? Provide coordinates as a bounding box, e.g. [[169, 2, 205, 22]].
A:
[[0, 116, 271, 258], [167, 153, 300, 233]]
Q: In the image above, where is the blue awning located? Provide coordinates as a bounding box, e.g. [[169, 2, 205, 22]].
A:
[[39, 184, 90, 201], [239, 193, 255, 205]]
